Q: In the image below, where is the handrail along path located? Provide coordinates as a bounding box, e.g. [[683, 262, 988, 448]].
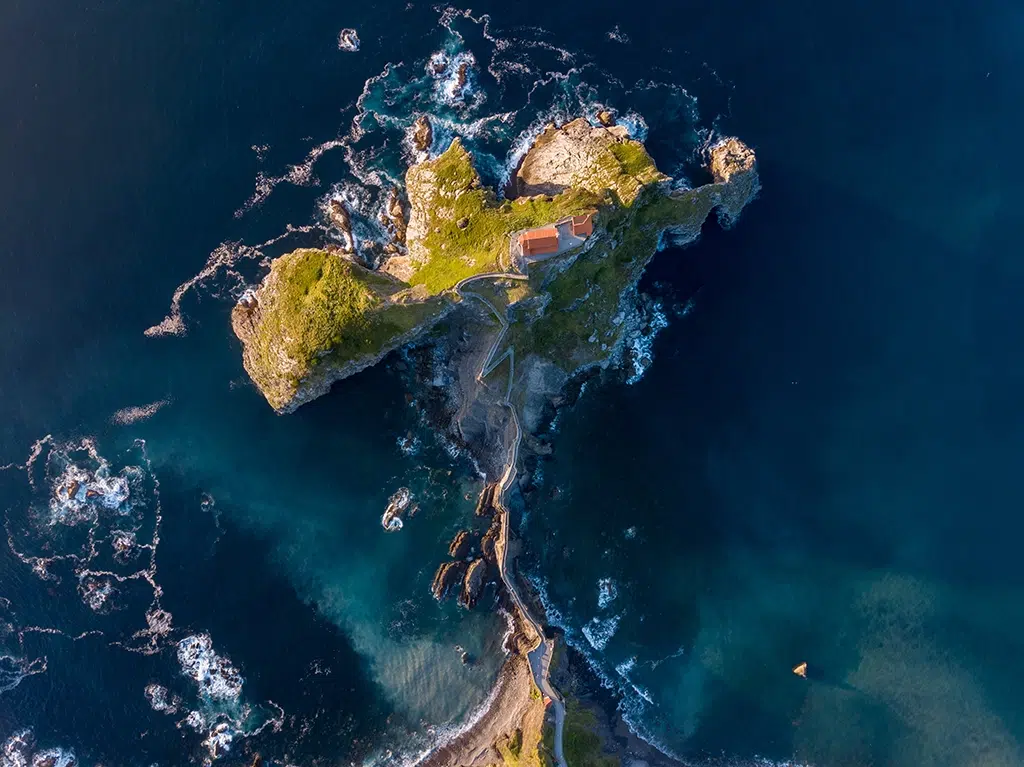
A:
[[453, 272, 569, 767]]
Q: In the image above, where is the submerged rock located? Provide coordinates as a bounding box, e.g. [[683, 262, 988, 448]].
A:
[[411, 115, 433, 155]]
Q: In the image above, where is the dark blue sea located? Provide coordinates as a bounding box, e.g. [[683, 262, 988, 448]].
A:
[[2, 1, 1023, 765]]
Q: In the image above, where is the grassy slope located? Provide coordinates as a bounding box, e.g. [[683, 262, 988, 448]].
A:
[[408, 140, 604, 294], [247, 249, 445, 402], [540, 700, 620, 767], [513, 178, 720, 368]]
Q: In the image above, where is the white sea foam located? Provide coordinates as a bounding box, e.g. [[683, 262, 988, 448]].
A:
[[110, 399, 170, 425], [0, 730, 77, 767], [582, 613, 621, 651], [617, 110, 649, 141], [607, 25, 631, 44], [0, 654, 47, 695], [625, 297, 670, 385], [338, 28, 361, 52], [177, 634, 244, 702], [597, 577, 618, 610], [145, 683, 180, 714], [624, 525, 637, 540]]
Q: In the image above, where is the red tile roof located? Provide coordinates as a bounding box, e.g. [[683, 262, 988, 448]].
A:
[[519, 227, 559, 256], [571, 214, 594, 237]]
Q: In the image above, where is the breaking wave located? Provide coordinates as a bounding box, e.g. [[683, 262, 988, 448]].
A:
[[0, 730, 77, 767]]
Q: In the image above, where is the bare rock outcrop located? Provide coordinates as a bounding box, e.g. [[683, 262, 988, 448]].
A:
[[411, 115, 433, 155], [458, 558, 489, 609], [379, 187, 407, 249], [709, 137, 760, 227], [514, 117, 631, 198], [448, 529, 473, 559], [328, 199, 355, 253], [431, 560, 467, 601], [480, 516, 501, 564]]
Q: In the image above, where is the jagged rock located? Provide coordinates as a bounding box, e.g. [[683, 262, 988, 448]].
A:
[[328, 199, 355, 253], [522, 432, 553, 456], [458, 559, 489, 609], [455, 62, 469, 94], [381, 487, 412, 531], [475, 483, 497, 517], [386, 188, 407, 244], [596, 110, 616, 127], [431, 560, 467, 601], [514, 117, 645, 198], [411, 115, 433, 154], [461, 651, 473, 665], [480, 516, 501, 564], [708, 137, 760, 227], [249, 756, 263, 767], [337, 29, 360, 52], [448, 529, 473, 559]]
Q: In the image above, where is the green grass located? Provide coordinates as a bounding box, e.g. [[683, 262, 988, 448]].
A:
[[610, 141, 659, 180], [521, 223, 659, 364], [560, 701, 620, 767], [246, 249, 447, 406], [406, 138, 660, 295], [635, 183, 717, 230]]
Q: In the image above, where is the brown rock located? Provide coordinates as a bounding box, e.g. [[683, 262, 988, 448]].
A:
[[596, 110, 616, 127], [707, 137, 760, 227], [480, 516, 501, 564], [474, 483, 497, 517], [328, 199, 355, 253], [458, 558, 489, 609], [448, 529, 473, 559], [456, 217, 469, 229], [455, 62, 469, 94], [431, 560, 467, 601], [378, 187, 407, 248], [514, 117, 634, 198], [411, 115, 433, 154]]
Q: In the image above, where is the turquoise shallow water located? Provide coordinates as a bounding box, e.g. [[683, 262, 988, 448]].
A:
[[2, 0, 1024, 765]]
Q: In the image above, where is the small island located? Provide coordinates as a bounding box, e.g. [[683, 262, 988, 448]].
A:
[[232, 116, 758, 766]]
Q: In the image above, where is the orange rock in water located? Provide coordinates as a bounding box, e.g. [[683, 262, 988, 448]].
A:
[[792, 662, 808, 678]]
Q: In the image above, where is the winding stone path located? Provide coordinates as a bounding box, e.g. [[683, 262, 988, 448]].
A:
[[454, 272, 568, 767]]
